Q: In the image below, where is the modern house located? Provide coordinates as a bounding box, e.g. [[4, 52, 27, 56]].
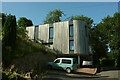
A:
[[26, 20, 92, 66]]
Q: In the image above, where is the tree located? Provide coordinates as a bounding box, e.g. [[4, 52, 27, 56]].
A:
[[2, 13, 7, 27], [91, 26, 108, 66], [18, 17, 33, 28], [97, 12, 120, 67], [66, 15, 93, 29], [2, 14, 17, 48], [17, 26, 28, 39], [0, 13, 2, 40], [44, 9, 65, 24]]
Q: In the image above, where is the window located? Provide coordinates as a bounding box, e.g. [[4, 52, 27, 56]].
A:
[[70, 40, 74, 51], [49, 27, 53, 39], [62, 59, 71, 64], [85, 26, 87, 37], [69, 25, 73, 37], [54, 59, 60, 63]]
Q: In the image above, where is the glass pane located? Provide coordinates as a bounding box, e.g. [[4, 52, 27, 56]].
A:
[[54, 59, 60, 63], [70, 40, 74, 51], [69, 25, 73, 37], [49, 27, 53, 39], [85, 26, 87, 36], [62, 59, 71, 64]]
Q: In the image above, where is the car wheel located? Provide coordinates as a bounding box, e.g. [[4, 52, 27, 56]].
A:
[[66, 68, 71, 73], [48, 65, 52, 70]]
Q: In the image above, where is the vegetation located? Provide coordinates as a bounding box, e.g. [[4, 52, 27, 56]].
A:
[[66, 15, 93, 29], [44, 9, 65, 24], [2, 14, 17, 49], [2, 64, 26, 80], [0, 13, 2, 39], [2, 13, 56, 79], [18, 17, 33, 28], [97, 12, 120, 67]]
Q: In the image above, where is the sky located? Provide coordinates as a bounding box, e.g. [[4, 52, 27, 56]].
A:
[[1, 0, 120, 2], [2, 2, 118, 25]]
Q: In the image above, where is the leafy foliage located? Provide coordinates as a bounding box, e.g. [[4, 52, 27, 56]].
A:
[[2, 14, 17, 48], [2, 13, 7, 27], [97, 12, 120, 67], [0, 13, 2, 39], [18, 17, 33, 28], [66, 15, 93, 29], [2, 14, 17, 67], [44, 9, 65, 24], [90, 26, 108, 66], [2, 64, 26, 80], [17, 26, 28, 39], [2, 13, 56, 68]]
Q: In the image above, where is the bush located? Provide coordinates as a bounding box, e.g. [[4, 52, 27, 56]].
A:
[[2, 70, 26, 80], [100, 58, 115, 67], [2, 64, 26, 80]]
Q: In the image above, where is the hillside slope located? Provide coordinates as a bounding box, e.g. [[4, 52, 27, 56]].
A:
[[3, 36, 56, 73]]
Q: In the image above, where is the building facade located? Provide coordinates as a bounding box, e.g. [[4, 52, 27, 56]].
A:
[[26, 20, 91, 65]]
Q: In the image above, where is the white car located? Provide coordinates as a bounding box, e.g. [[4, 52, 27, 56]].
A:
[[82, 60, 93, 66]]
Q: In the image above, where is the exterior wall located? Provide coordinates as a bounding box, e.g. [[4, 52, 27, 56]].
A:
[[26, 20, 89, 55], [53, 20, 89, 55], [37, 24, 53, 43], [53, 21, 69, 54], [73, 20, 89, 55], [26, 26, 35, 40]]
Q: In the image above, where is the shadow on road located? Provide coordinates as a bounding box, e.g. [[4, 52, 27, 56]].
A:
[[43, 69, 110, 80], [101, 67, 120, 71], [73, 72, 95, 76], [42, 78, 62, 80]]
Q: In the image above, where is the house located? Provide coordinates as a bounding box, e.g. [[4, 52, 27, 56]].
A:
[[26, 20, 92, 66]]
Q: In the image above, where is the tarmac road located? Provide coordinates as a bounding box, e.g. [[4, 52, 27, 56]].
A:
[[42, 69, 120, 80]]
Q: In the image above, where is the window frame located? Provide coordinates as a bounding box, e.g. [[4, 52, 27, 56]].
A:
[[61, 59, 71, 64], [49, 27, 53, 39], [69, 24, 74, 37], [69, 40, 74, 51]]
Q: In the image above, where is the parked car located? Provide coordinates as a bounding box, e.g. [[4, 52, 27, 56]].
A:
[[47, 58, 78, 73], [82, 60, 93, 66]]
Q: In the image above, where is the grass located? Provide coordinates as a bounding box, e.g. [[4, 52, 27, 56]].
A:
[[2, 35, 56, 68], [14, 36, 56, 58]]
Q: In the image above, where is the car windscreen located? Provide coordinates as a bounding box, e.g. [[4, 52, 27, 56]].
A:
[[61, 59, 71, 64], [54, 59, 60, 63]]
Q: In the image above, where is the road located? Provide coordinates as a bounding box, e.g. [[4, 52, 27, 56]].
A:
[[42, 69, 120, 80]]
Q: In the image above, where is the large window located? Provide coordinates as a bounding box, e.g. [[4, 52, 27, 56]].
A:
[[69, 25, 73, 37], [49, 27, 53, 39], [69, 40, 74, 51]]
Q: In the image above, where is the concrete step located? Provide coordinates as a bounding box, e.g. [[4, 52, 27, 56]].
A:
[[75, 68, 97, 75]]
